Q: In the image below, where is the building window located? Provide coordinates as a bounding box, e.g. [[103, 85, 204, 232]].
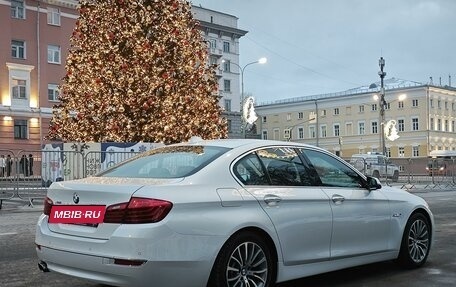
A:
[[262, 130, 268, 140], [358, 122, 365, 135], [445, 120, 449, 132], [11, 0, 25, 19], [453, 103, 455, 111], [309, 126, 316, 138], [11, 40, 25, 59], [47, 45, 61, 64], [210, 39, 216, 49], [224, 99, 231, 112], [48, 84, 59, 101], [445, 101, 448, 110], [385, 102, 391, 110], [223, 60, 230, 72], [386, 148, 391, 158], [430, 99, 434, 108], [412, 99, 418, 107], [452, 121, 455, 133], [334, 108, 339, 115], [398, 119, 405, 132], [47, 7, 61, 26], [262, 116, 267, 123], [14, 119, 28, 139], [12, 79, 27, 99], [346, 123, 353, 136], [398, 101, 404, 109], [223, 79, 231, 92], [321, 109, 327, 116], [371, 121, 378, 134], [412, 117, 419, 131], [359, 105, 364, 113], [398, 147, 405, 157], [298, 127, 304, 139], [286, 113, 291, 121], [298, 112, 303, 119], [320, 125, 327, 138], [438, 100, 441, 109], [437, 119, 441, 131], [284, 129, 291, 140], [412, 146, 419, 157], [223, 41, 230, 53], [371, 104, 377, 111], [334, 124, 340, 137], [227, 119, 232, 133], [430, 118, 434, 131]]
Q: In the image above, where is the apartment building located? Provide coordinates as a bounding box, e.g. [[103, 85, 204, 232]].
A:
[[256, 78, 456, 158], [0, 0, 246, 152]]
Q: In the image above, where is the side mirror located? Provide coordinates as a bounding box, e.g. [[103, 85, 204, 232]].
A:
[[366, 176, 382, 191]]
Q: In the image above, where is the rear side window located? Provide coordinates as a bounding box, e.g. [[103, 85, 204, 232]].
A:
[[99, 145, 230, 178]]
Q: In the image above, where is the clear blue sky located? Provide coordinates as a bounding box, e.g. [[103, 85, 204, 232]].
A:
[[191, 0, 456, 103]]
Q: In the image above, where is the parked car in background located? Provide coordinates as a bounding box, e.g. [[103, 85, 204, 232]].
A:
[[350, 153, 400, 182], [36, 139, 433, 287], [426, 159, 447, 176]]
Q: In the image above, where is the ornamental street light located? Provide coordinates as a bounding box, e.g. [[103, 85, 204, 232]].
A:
[[226, 57, 267, 138], [378, 57, 387, 155]]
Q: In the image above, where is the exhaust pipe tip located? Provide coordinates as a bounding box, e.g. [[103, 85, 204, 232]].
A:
[[38, 261, 50, 272]]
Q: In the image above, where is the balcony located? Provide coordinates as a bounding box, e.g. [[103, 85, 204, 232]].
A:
[[209, 47, 223, 57]]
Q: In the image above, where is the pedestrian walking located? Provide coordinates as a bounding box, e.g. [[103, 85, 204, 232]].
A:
[[0, 155, 5, 177], [6, 155, 13, 177], [28, 154, 34, 176]]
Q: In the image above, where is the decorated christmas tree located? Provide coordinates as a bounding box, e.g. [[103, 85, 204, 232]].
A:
[[47, 0, 227, 144]]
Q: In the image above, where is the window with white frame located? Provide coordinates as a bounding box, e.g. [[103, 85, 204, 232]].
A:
[[386, 148, 391, 158], [209, 56, 217, 66], [398, 119, 405, 132], [333, 124, 340, 137], [12, 79, 27, 99], [309, 126, 316, 138], [223, 79, 230, 92], [223, 60, 230, 72], [320, 125, 327, 138], [224, 99, 231, 111], [358, 122, 365, 135], [430, 99, 434, 108], [223, 41, 230, 53], [298, 112, 303, 119], [385, 102, 391, 110], [286, 113, 291, 121], [412, 146, 419, 157], [321, 109, 327, 116], [11, 0, 25, 19], [11, 40, 25, 59], [48, 84, 59, 101], [262, 130, 268, 140], [298, 127, 304, 139], [359, 105, 364, 113], [346, 122, 353, 136], [284, 129, 291, 139], [398, 101, 404, 109], [371, 104, 377, 111], [438, 100, 441, 109], [398, 147, 405, 157], [412, 99, 418, 107], [445, 120, 449, 132], [209, 39, 216, 49], [14, 119, 28, 139], [334, 108, 339, 115], [452, 121, 455, 133], [47, 45, 61, 64], [47, 7, 61, 26], [412, 117, 419, 131], [262, 116, 267, 123], [371, 121, 378, 134], [445, 101, 448, 110], [437, 119, 442, 131], [430, 118, 434, 131]]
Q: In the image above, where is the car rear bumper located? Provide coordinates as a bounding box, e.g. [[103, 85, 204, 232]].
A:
[[35, 214, 222, 287]]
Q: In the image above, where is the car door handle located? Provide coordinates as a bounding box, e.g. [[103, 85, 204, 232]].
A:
[[264, 194, 282, 206], [332, 194, 345, 204]]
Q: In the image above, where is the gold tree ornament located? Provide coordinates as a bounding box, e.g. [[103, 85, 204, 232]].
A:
[[47, 0, 227, 143]]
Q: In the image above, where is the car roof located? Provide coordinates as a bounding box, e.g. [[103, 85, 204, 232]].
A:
[[168, 138, 316, 150]]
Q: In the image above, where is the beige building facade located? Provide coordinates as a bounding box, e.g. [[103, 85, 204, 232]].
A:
[[256, 78, 456, 158], [0, 0, 246, 152]]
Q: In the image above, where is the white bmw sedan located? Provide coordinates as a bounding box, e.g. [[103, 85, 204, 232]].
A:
[[36, 139, 433, 287]]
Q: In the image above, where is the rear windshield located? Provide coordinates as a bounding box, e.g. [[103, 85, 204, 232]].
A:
[[99, 145, 230, 178]]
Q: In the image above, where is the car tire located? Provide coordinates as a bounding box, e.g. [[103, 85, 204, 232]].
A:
[[208, 231, 276, 287], [372, 170, 380, 179], [397, 213, 431, 269], [392, 171, 399, 182]]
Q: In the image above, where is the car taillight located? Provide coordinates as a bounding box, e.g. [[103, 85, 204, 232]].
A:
[[43, 197, 53, 215], [104, 197, 172, 224]]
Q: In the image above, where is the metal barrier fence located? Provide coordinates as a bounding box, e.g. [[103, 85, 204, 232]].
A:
[[0, 149, 139, 209]]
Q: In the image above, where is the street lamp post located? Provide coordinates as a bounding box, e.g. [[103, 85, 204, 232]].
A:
[[378, 57, 387, 155], [228, 57, 267, 138]]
